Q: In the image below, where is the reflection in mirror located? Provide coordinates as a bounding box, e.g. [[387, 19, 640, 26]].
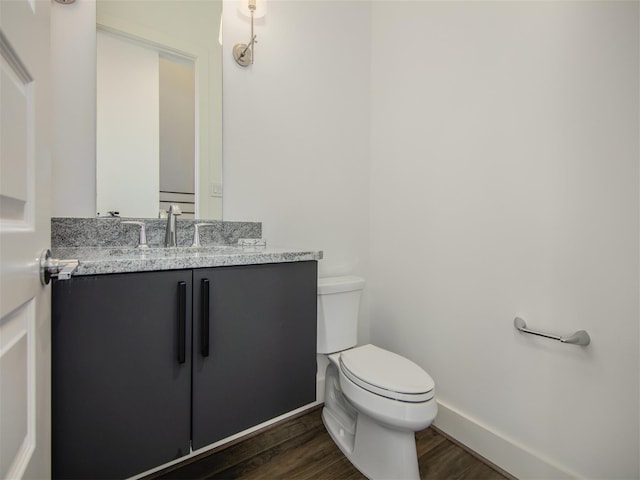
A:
[[96, 0, 223, 220]]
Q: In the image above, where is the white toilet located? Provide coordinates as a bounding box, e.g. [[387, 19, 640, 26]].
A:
[[318, 276, 437, 480]]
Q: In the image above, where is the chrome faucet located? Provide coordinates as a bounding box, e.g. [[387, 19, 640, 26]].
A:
[[164, 204, 182, 247]]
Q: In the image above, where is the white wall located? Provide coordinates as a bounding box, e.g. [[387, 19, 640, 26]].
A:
[[51, 0, 96, 217], [222, 0, 372, 283], [369, 2, 639, 478], [222, 0, 372, 354]]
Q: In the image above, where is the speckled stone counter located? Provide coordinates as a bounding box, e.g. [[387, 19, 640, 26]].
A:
[[52, 218, 322, 276], [53, 246, 323, 276]]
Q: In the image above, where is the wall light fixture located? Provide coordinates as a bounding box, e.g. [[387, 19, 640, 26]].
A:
[[233, 0, 266, 67]]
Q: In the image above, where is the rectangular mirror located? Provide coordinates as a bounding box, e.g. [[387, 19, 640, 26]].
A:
[[96, 0, 223, 220]]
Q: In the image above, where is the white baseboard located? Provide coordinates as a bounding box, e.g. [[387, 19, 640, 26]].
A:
[[433, 400, 577, 480]]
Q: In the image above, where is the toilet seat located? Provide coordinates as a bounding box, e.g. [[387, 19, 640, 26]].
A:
[[339, 345, 434, 403]]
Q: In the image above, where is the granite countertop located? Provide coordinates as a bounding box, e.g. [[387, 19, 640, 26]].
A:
[[53, 246, 323, 276]]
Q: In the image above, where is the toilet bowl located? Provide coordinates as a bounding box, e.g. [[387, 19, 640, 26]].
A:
[[317, 277, 437, 480]]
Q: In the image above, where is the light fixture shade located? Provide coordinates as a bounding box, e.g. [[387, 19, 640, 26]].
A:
[[237, 0, 267, 19]]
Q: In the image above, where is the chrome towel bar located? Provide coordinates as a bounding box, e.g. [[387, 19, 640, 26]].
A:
[[514, 317, 590, 346]]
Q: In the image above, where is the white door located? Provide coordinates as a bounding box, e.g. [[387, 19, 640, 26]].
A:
[[0, 0, 52, 478]]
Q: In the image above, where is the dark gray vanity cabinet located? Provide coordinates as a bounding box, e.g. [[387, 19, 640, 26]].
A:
[[52, 270, 193, 479], [192, 262, 318, 449], [52, 261, 317, 479]]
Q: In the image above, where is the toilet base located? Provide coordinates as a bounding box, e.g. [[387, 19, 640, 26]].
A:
[[323, 407, 421, 480], [322, 363, 425, 480]]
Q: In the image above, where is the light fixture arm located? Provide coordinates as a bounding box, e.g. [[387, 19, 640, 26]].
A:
[[237, 34, 256, 62], [233, 5, 259, 67]]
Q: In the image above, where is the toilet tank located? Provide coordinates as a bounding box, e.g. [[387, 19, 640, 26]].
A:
[[317, 276, 365, 354]]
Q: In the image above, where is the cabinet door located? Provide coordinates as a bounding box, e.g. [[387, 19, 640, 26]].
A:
[[52, 271, 192, 479], [192, 261, 317, 449]]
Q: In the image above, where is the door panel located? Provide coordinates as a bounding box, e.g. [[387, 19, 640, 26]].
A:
[[0, 0, 51, 478], [0, 300, 34, 479], [0, 44, 32, 221], [192, 262, 317, 450], [52, 271, 193, 479]]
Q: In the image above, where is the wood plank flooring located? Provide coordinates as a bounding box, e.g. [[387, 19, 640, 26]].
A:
[[145, 406, 509, 480]]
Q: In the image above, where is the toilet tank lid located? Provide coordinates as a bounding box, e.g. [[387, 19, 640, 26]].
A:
[[318, 276, 365, 295]]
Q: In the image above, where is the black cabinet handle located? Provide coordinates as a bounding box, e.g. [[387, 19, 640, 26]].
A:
[[177, 281, 186, 364], [201, 279, 210, 357]]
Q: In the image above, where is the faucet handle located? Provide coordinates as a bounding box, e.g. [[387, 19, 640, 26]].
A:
[[168, 204, 182, 216], [121, 221, 149, 249], [191, 223, 215, 247]]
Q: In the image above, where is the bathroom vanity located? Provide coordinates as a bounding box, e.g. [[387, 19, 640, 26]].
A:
[[51, 222, 321, 479]]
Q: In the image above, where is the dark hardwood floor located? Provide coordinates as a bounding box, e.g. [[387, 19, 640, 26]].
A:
[[145, 406, 509, 480]]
